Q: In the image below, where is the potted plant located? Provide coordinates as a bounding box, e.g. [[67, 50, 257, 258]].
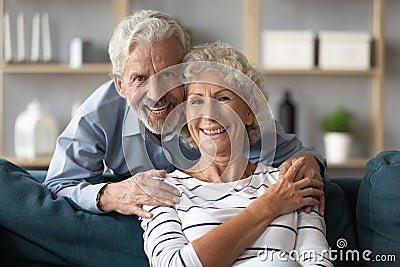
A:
[[320, 105, 356, 163]]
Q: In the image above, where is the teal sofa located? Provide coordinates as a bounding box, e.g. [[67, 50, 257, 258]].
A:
[[0, 150, 399, 266]]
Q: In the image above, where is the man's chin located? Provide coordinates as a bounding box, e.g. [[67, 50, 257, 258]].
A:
[[144, 119, 173, 136]]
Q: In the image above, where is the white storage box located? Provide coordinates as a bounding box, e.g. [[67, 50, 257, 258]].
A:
[[319, 31, 371, 70], [261, 30, 315, 69]]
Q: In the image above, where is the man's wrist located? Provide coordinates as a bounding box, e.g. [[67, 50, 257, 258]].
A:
[[315, 157, 326, 178], [96, 184, 109, 212], [297, 152, 325, 178]]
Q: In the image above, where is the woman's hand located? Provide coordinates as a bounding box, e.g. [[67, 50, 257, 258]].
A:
[[254, 158, 324, 218], [280, 153, 325, 216], [97, 169, 180, 218]]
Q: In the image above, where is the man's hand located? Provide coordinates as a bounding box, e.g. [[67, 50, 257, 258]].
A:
[[97, 169, 180, 218], [280, 153, 325, 216]]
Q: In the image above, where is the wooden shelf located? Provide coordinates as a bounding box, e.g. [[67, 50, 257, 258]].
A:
[[3, 156, 52, 169], [1, 63, 111, 74], [327, 158, 368, 169], [260, 67, 377, 76], [243, 0, 385, 169]]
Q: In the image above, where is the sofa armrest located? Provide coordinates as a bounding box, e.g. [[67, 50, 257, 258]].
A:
[[28, 171, 121, 184]]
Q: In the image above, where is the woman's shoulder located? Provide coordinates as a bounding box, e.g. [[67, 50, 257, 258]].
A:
[[163, 169, 200, 187], [254, 163, 280, 176], [254, 163, 280, 184]]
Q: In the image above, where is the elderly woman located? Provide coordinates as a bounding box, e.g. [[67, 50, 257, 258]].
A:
[[140, 42, 332, 267]]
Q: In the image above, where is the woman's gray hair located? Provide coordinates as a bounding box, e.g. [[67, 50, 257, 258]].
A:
[[181, 41, 270, 148], [108, 9, 191, 78]]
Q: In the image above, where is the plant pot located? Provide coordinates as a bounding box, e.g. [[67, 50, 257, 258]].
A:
[[323, 132, 352, 163]]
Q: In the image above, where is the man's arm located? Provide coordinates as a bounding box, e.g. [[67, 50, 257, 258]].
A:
[[44, 114, 108, 213], [44, 82, 181, 216], [273, 121, 327, 177], [274, 121, 327, 215], [253, 121, 326, 215]]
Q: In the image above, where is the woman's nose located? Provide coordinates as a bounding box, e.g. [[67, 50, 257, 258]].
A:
[[202, 99, 220, 120]]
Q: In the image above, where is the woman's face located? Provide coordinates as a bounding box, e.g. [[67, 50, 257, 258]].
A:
[[186, 77, 254, 157]]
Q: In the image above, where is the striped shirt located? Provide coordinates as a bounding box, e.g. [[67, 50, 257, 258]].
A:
[[141, 164, 333, 267]]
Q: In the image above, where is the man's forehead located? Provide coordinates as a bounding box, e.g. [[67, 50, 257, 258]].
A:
[[125, 38, 183, 75]]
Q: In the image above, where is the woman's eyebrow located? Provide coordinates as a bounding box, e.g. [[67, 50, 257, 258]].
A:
[[187, 92, 203, 97], [187, 88, 232, 98], [214, 88, 231, 95]]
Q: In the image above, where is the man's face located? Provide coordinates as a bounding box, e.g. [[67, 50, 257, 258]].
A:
[[115, 38, 184, 135]]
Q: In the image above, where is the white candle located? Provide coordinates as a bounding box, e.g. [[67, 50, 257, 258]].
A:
[[69, 37, 83, 69], [3, 12, 12, 62], [31, 13, 40, 62], [17, 13, 25, 62], [41, 13, 51, 62]]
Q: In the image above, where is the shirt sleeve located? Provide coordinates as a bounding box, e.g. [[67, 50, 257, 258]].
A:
[[43, 112, 107, 213], [274, 121, 327, 178], [141, 206, 203, 267], [295, 208, 334, 267]]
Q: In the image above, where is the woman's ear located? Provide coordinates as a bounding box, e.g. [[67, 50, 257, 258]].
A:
[[245, 108, 255, 126], [114, 76, 126, 98]]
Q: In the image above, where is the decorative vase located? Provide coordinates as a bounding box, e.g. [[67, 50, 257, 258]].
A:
[[14, 100, 58, 160], [323, 132, 352, 163], [279, 90, 296, 134]]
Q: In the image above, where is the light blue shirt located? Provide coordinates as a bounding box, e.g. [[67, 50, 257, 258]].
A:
[[44, 80, 325, 213]]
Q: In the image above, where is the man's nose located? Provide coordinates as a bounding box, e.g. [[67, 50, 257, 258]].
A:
[[145, 76, 163, 102]]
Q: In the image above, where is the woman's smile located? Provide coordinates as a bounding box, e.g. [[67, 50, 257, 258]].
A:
[[201, 126, 227, 136]]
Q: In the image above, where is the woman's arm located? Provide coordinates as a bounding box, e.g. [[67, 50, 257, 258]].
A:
[[141, 206, 203, 267], [295, 208, 334, 266], [141, 158, 323, 267], [192, 159, 323, 267]]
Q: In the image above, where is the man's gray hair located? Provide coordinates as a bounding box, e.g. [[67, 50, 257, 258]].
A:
[[181, 41, 270, 148], [108, 9, 191, 78]]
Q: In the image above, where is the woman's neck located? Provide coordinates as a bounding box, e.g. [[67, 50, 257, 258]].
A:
[[187, 154, 257, 183]]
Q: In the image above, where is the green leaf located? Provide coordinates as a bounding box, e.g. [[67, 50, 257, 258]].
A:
[[320, 105, 356, 133]]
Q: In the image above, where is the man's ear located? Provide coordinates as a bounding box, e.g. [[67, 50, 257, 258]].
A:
[[114, 76, 127, 98]]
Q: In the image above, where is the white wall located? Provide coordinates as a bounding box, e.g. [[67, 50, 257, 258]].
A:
[[2, 0, 399, 177]]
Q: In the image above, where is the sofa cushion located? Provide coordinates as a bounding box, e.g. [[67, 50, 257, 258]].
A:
[[0, 158, 149, 267], [332, 177, 362, 228], [357, 150, 400, 266], [324, 179, 360, 267]]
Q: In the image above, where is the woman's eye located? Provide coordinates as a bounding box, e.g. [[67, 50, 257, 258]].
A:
[[218, 96, 230, 102], [190, 99, 203, 105], [160, 71, 171, 78]]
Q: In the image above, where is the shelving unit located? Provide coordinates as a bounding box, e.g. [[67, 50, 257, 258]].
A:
[[243, 0, 385, 169], [0, 0, 387, 170], [1, 63, 111, 74], [0, 0, 130, 168]]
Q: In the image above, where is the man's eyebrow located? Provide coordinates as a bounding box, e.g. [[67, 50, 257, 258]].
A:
[[127, 69, 149, 77]]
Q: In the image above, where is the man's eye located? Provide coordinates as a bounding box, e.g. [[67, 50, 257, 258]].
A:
[[135, 75, 146, 82]]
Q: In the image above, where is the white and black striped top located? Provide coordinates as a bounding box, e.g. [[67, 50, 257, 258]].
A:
[[141, 164, 333, 267]]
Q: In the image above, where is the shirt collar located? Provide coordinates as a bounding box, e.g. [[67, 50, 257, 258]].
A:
[[122, 106, 141, 137]]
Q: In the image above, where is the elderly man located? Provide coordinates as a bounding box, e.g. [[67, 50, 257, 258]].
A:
[[44, 9, 326, 218]]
